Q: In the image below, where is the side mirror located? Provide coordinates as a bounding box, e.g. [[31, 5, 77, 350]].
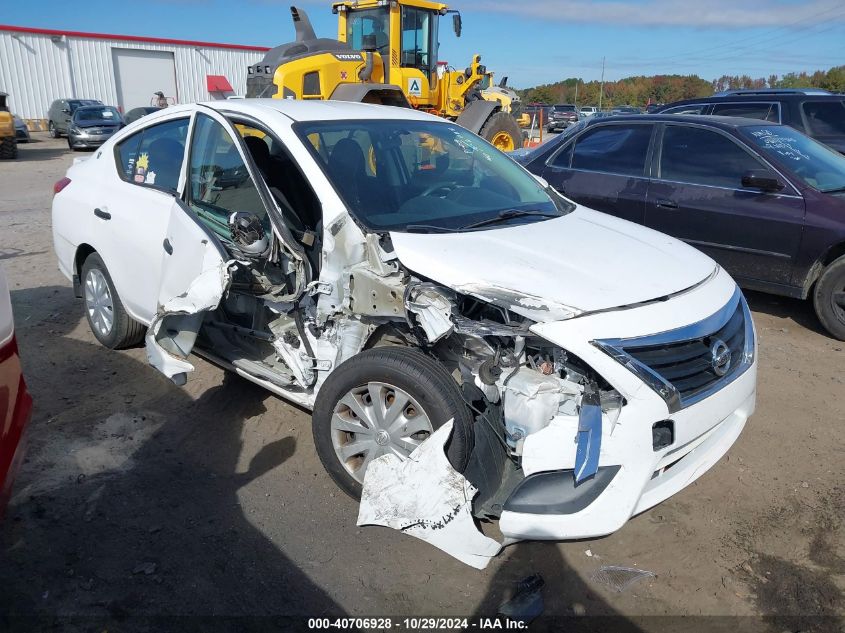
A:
[[742, 170, 784, 192], [453, 13, 462, 38], [62, 108, 70, 114]]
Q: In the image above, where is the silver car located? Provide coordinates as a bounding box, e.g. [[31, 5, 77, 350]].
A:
[[67, 105, 124, 151]]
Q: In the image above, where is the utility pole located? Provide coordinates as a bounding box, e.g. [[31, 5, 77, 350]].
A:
[[574, 81, 579, 107], [598, 57, 605, 110]]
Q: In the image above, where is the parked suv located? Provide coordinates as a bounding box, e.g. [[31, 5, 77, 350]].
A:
[[547, 104, 579, 131], [655, 90, 845, 154], [513, 114, 845, 339], [51, 100, 755, 566], [47, 99, 103, 138], [579, 106, 599, 118]]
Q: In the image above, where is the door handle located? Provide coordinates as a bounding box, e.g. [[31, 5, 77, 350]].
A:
[[93, 208, 111, 220], [656, 199, 679, 209], [163, 238, 173, 255]]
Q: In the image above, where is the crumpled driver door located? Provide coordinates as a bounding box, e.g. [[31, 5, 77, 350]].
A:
[[145, 197, 232, 385]]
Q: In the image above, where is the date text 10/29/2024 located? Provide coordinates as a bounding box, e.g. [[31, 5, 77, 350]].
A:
[[308, 618, 528, 630]]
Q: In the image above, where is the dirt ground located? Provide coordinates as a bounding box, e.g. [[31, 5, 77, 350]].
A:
[[1, 134, 843, 631]]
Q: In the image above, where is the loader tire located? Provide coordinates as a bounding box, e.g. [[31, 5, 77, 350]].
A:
[[0, 137, 18, 160], [479, 111, 523, 152]]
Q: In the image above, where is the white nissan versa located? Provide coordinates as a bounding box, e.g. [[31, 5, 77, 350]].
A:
[[52, 100, 756, 567]]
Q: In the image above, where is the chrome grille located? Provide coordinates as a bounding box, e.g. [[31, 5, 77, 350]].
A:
[[593, 288, 755, 413], [623, 301, 745, 403]]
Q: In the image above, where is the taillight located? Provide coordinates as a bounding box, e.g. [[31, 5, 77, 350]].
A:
[[53, 177, 71, 195]]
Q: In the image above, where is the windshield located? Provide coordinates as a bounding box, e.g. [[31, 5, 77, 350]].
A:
[[741, 125, 845, 193], [73, 106, 121, 123], [296, 119, 572, 232], [347, 8, 389, 52], [555, 105, 576, 112]]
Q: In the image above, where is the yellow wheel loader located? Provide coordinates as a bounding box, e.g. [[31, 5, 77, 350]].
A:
[[0, 93, 18, 160], [246, 1, 523, 151], [483, 76, 530, 127]]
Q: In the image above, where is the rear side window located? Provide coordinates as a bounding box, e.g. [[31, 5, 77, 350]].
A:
[[802, 100, 845, 136], [659, 125, 764, 189], [114, 118, 189, 193], [711, 102, 779, 122], [570, 124, 653, 176]]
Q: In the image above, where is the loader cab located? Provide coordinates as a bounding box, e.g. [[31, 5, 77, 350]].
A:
[[336, 0, 451, 90]]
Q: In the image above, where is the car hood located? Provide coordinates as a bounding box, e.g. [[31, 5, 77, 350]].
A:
[[389, 206, 717, 322]]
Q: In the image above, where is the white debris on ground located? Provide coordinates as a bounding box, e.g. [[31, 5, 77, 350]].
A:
[[357, 421, 502, 569]]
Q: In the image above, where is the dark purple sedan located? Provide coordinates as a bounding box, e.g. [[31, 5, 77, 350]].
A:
[[512, 114, 845, 340]]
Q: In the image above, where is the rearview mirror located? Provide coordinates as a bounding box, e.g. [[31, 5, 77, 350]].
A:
[[453, 13, 462, 37], [742, 170, 784, 192]]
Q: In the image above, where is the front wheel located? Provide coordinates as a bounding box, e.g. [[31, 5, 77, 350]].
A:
[[312, 347, 474, 499], [813, 255, 845, 340], [479, 111, 523, 152]]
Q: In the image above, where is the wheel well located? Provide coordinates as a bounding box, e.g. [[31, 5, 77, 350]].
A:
[[804, 241, 845, 297], [75, 244, 96, 277]]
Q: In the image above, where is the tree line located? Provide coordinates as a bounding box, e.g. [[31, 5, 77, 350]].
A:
[[519, 66, 845, 108]]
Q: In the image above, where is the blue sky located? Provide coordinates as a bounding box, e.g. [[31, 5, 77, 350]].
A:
[[3, 0, 844, 87]]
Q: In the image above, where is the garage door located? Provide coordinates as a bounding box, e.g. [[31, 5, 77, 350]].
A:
[[112, 48, 178, 112]]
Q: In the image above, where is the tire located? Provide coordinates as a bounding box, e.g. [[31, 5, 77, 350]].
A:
[[312, 346, 474, 499], [479, 111, 523, 152], [813, 255, 845, 340], [49, 121, 59, 138], [80, 253, 146, 349], [67, 137, 76, 151], [0, 136, 17, 160]]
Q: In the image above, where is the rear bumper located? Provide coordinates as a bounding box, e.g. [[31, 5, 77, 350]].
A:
[[0, 336, 33, 517]]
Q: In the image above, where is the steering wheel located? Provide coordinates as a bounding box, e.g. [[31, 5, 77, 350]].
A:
[[419, 182, 458, 198]]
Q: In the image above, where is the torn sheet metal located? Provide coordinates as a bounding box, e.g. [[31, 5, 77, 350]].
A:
[[357, 421, 502, 569], [406, 284, 455, 344], [146, 260, 233, 381], [456, 282, 577, 323], [575, 385, 602, 483]]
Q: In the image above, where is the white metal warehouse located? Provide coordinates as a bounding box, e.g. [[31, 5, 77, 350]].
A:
[[0, 24, 269, 125]]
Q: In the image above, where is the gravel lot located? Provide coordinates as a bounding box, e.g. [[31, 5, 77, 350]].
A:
[[1, 134, 843, 631]]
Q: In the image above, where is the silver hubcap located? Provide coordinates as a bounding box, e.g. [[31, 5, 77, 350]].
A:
[[331, 382, 434, 483], [84, 268, 114, 337]]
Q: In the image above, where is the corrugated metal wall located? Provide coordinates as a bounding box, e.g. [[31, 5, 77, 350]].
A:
[[0, 29, 266, 120]]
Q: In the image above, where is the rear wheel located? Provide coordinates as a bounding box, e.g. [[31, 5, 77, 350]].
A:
[[81, 253, 146, 349], [813, 255, 845, 340], [479, 111, 523, 152], [49, 121, 59, 138], [312, 347, 474, 499], [0, 137, 17, 160]]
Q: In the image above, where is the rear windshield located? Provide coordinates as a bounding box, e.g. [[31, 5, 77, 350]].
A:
[[742, 124, 845, 193], [296, 119, 571, 233], [802, 100, 845, 136]]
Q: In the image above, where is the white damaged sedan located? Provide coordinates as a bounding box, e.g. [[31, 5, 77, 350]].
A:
[[52, 99, 756, 568]]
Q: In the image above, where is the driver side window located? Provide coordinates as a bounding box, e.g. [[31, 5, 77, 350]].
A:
[[188, 113, 268, 241]]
